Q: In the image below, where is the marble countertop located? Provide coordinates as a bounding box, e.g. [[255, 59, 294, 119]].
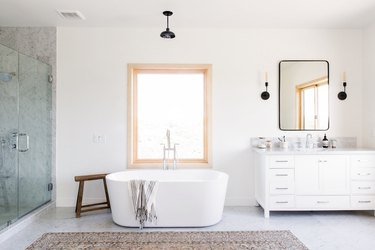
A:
[[252, 147, 375, 155]]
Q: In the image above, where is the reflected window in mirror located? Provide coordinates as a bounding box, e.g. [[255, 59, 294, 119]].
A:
[[279, 60, 329, 131]]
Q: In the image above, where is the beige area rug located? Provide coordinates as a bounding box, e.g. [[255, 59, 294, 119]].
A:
[[26, 231, 308, 250]]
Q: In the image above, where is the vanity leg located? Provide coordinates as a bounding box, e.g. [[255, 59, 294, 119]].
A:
[[264, 209, 270, 218]]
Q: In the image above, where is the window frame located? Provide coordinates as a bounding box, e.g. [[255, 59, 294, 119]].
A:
[[127, 64, 212, 168], [295, 76, 328, 129]]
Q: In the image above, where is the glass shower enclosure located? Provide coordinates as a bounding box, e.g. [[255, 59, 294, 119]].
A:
[[0, 43, 52, 231]]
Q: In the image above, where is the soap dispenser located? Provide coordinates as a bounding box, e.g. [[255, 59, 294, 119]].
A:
[[322, 134, 329, 148]]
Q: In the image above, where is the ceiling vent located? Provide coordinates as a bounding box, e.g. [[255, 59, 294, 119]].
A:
[[57, 10, 86, 20]]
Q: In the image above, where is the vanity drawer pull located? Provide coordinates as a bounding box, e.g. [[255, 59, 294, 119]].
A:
[[275, 174, 289, 177], [358, 200, 371, 204], [275, 187, 289, 190], [358, 160, 370, 162], [317, 201, 329, 204], [276, 201, 289, 204], [358, 187, 371, 190], [275, 160, 289, 163], [357, 173, 371, 176]]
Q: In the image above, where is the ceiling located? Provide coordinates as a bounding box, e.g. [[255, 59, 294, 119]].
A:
[[1, 0, 375, 29]]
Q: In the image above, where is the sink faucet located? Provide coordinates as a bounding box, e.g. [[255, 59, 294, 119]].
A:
[[162, 129, 178, 170], [306, 134, 313, 149]]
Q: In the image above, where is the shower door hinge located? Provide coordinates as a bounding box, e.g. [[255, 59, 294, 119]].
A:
[[47, 183, 53, 191], [48, 74, 53, 83]]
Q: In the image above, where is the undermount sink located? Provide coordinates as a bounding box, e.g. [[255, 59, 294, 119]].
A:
[[293, 148, 327, 152]]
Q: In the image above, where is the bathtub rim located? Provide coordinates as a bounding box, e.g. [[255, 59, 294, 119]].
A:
[[106, 169, 229, 183]]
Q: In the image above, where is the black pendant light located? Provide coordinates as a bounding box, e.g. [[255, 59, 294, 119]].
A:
[[160, 11, 175, 39]]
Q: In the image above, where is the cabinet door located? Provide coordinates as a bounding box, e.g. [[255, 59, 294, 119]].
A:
[[319, 156, 349, 194], [295, 156, 319, 194]]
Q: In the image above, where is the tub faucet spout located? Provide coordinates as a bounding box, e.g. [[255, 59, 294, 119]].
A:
[[162, 144, 178, 170], [162, 130, 178, 170]]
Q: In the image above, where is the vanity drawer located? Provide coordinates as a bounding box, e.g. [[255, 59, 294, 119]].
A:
[[351, 167, 375, 180], [269, 156, 294, 169], [270, 182, 295, 195], [269, 195, 295, 208], [351, 196, 375, 209], [351, 155, 375, 168], [296, 196, 350, 209], [269, 168, 294, 181], [351, 181, 375, 194]]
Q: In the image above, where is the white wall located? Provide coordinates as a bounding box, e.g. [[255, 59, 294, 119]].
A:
[[363, 23, 375, 148], [57, 27, 364, 207]]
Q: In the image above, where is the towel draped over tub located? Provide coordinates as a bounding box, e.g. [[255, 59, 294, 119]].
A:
[[128, 180, 159, 228]]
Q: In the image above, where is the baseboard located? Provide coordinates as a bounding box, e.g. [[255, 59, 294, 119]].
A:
[[0, 201, 55, 243]]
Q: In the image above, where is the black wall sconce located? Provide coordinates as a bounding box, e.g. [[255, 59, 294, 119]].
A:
[[261, 72, 270, 100], [338, 72, 347, 100]]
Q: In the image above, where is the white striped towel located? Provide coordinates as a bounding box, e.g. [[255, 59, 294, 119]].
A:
[[128, 180, 159, 229]]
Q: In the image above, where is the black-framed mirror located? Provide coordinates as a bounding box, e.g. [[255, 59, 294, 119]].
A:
[[279, 60, 329, 131]]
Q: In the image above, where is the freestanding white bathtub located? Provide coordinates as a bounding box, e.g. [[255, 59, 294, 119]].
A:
[[106, 169, 228, 227]]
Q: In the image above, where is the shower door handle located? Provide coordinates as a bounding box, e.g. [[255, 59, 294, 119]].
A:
[[18, 133, 29, 152]]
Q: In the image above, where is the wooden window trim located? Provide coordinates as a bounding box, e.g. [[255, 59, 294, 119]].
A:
[[127, 64, 212, 168], [295, 76, 328, 129]]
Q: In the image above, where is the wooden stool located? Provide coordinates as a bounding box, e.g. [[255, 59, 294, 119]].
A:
[[74, 173, 111, 218]]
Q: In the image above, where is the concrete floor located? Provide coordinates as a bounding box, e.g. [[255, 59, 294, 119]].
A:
[[1, 206, 375, 249]]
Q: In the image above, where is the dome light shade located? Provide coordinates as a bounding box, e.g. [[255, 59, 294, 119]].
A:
[[160, 11, 175, 39]]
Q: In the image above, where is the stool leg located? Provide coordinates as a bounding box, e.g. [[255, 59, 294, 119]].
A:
[[76, 181, 84, 218], [103, 178, 111, 209]]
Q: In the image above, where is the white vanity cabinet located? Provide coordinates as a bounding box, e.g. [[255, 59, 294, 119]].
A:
[[254, 149, 375, 218]]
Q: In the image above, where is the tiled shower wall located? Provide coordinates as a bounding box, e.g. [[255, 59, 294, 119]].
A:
[[0, 27, 56, 202]]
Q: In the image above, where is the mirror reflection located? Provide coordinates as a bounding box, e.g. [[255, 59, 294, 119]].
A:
[[279, 60, 329, 130]]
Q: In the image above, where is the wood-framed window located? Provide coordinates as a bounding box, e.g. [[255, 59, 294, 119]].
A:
[[128, 64, 212, 168], [296, 76, 328, 129]]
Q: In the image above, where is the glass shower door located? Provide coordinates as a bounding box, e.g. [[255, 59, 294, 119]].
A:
[[17, 53, 52, 217], [0, 44, 19, 230], [0, 43, 52, 230]]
